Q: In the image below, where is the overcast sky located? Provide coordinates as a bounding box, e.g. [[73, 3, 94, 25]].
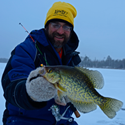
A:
[[0, 0, 125, 60]]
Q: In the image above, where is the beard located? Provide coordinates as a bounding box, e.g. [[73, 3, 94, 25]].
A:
[[45, 27, 71, 49]]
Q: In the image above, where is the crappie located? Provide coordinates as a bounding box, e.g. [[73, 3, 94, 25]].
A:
[[40, 65, 123, 119]]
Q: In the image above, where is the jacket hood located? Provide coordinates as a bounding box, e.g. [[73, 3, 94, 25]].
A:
[[29, 28, 79, 52]]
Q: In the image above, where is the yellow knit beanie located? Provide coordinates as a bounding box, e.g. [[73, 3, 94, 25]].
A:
[[44, 2, 77, 27]]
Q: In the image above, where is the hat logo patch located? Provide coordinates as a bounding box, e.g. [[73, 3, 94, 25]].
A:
[[54, 10, 68, 17]]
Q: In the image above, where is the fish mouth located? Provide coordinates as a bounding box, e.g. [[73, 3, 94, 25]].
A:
[[38, 66, 47, 76]]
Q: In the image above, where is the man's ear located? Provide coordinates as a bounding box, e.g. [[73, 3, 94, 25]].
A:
[[45, 24, 49, 31]]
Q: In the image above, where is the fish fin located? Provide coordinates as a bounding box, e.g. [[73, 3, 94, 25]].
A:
[[57, 90, 66, 99], [55, 83, 67, 93], [54, 90, 67, 106], [98, 97, 123, 119], [68, 98, 97, 113], [75, 67, 104, 89], [54, 84, 67, 105]]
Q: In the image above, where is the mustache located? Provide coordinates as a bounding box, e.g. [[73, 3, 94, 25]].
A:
[[53, 32, 65, 38]]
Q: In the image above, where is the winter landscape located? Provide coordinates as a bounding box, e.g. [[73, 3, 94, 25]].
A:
[[0, 63, 125, 125]]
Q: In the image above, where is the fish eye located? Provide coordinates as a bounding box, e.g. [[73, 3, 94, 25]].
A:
[[48, 69, 53, 73]]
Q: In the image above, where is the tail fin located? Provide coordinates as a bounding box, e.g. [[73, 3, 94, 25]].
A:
[[98, 97, 123, 119]]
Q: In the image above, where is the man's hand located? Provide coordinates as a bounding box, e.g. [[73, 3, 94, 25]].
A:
[[26, 67, 57, 102]]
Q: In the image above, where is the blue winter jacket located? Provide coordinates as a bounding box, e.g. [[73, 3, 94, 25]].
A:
[[1, 29, 81, 125]]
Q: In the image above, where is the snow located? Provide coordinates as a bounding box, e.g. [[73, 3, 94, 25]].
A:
[[0, 63, 125, 125], [0, 63, 6, 125]]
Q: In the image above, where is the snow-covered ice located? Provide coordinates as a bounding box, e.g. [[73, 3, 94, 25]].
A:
[[0, 63, 125, 125], [0, 63, 6, 125]]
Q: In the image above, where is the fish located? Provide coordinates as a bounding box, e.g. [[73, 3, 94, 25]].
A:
[[39, 65, 123, 119]]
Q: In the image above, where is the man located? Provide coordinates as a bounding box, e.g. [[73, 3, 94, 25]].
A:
[[1, 1, 81, 125]]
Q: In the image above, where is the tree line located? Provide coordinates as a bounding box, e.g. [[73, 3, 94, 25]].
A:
[[79, 55, 125, 69], [0, 58, 8, 63], [1, 56, 125, 69]]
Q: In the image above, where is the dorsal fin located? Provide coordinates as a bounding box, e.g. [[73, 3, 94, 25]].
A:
[[75, 67, 104, 89]]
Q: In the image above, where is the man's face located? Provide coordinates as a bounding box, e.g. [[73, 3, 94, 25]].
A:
[[45, 21, 72, 49]]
